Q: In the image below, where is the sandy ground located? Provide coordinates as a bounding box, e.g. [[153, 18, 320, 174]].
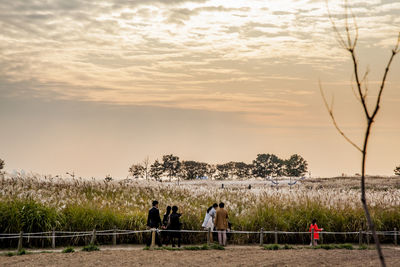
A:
[[1, 246, 400, 267]]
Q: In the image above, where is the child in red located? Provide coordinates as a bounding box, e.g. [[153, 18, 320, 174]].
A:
[[309, 219, 323, 245]]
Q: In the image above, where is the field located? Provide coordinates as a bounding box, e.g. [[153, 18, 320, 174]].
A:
[[0, 173, 399, 247], [1, 246, 400, 267], [1, 173, 400, 266]]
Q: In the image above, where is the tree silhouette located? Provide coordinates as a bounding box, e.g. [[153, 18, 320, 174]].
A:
[[162, 154, 181, 182], [322, 3, 400, 266], [150, 159, 163, 181], [394, 166, 400, 176], [129, 164, 145, 179], [252, 154, 283, 179], [284, 154, 308, 177]]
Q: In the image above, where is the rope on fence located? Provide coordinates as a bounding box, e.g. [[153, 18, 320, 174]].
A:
[[0, 229, 398, 239]]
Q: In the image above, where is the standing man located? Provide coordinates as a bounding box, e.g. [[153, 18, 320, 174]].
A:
[[146, 200, 162, 247], [214, 202, 228, 246]]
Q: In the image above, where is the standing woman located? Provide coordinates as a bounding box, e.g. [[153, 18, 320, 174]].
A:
[[309, 219, 323, 245], [202, 203, 218, 242], [162, 206, 171, 245], [167, 206, 182, 247]]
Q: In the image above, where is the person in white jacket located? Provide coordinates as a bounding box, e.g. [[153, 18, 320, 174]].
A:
[[202, 203, 218, 242]]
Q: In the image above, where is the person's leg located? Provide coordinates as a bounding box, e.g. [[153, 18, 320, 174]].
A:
[[146, 231, 152, 247], [218, 230, 223, 245], [177, 233, 181, 248], [223, 230, 227, 246], [156, 231, 162, 247], [209, 230, 213, 243], [171, 234, 176, 247], [165, 232, 169, 246]]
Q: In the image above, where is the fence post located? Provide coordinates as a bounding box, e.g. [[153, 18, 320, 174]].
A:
[[207, 228, 211, 246], [151, 229, 156, 247], [274, 227, 278, 244], [394, 228, 397, 246], [260, 228, 264, 246], [90, 229, 96, 245], [311, 228, 315, 247], [113, 227, 117, 246], [320, 230, 323, 244], [52, 228, 56, 249], [367, 230, 370, 246], [17, 231, 23, 251], [359, 229, 362, 246]]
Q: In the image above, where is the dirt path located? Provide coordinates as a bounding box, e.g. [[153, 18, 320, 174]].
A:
[[1, 246, 399, 267]]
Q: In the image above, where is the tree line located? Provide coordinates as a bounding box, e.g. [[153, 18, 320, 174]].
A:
[[128, 154, 309, 181]]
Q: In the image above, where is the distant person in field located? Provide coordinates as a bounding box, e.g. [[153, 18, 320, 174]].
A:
[[309, 218, 323, 246], [162, 206, 171, 245], [167, 205, 182, 247], [202, 203, 218, 242], [146, 200, 162, 247], [214, 202, 228, 246]]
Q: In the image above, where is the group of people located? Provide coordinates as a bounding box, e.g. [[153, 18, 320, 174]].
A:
[[146, 200, 182, 247], [147, 200, 323, 247], [201, 202, 230, 246]]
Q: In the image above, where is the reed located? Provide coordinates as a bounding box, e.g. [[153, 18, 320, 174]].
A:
[[0, 174, 398, 246]]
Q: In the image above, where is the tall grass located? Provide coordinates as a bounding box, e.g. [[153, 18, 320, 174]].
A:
[[0, 174, 399, 246]]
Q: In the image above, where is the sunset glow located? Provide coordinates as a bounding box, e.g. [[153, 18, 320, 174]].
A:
[[1, 0, 399, 178]]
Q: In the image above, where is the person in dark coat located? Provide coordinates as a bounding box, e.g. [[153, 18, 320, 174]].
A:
[[167, 206, 182, 247], [146, 200, 162, 247], [162, 206, 171, 245]]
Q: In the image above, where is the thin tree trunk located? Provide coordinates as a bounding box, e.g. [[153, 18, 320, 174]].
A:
[[361, 122, 386, 267]]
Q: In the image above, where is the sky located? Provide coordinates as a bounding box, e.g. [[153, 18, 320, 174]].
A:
[[0, 0, 399, 179]]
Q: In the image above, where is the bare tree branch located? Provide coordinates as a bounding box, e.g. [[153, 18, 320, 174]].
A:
[[370, 33, 400, 120], [319, 81, 362, 152], [350, 73, 362, 104]]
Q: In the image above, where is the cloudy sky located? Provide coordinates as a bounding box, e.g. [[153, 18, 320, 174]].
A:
[[1, 0, 399, 178]]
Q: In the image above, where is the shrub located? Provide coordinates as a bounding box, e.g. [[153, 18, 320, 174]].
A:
[[358, 244, 368, 250], [81, 244, 99, 252], [17, 249, 26, 255], [62, 247, 75, 253], [263, 244, 280, 250]]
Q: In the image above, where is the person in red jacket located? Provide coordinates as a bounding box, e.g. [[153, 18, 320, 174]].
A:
[[309, 219, 323, 245]]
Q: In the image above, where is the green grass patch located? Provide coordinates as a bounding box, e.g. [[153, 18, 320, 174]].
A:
[[209, 243, 225, 250], [62, 247, 75, 253], [147, 246, 181, 251], [5, 252, 15, 257], [144, 244, 221, 251], [282, 244, 294, 249], [358, 244, 368, 250], [263, 244, 294, 250], [81, 244, 99, 252], [184, 244, 210, 250], [312, 243, 354, 250], [263, 244, 280, 250], [336, 243, 353, 250], [17, 249, 26, 255]]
